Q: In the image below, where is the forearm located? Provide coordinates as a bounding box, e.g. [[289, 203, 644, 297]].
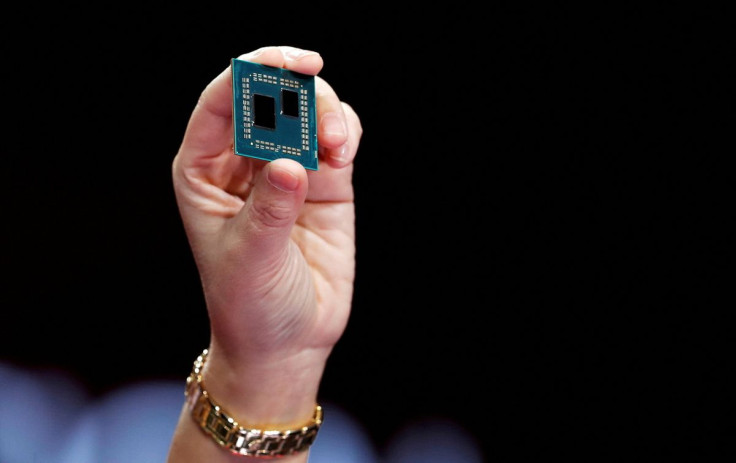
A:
[[166, 344, 330, 463]]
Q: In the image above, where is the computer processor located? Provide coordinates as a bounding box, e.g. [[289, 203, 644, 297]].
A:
[[231, 58, 319, 170]]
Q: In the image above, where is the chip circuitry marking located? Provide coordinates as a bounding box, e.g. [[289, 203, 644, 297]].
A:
[[231, 58, 318, 170]]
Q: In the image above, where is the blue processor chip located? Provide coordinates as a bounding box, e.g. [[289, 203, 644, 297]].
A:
[[231, 58, 319, 170]]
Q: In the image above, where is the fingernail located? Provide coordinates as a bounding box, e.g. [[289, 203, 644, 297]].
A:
[[267, 164, 299, 192], [331, 143, 349, 163], [282, 47, 320, 61], [321, 112, 347, 139], [238, 47, 266, 61]]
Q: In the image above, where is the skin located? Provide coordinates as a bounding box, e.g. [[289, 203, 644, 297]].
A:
[[166, 46, 362, 463]]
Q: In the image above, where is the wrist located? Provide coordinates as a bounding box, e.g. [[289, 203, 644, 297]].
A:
[[201, 341, 330, 428]]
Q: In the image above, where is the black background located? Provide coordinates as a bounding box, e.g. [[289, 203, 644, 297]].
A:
[[2, 4, 731, 461]]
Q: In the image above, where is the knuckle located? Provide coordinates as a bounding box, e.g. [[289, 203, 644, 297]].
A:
[[250, 199, 293, 230]]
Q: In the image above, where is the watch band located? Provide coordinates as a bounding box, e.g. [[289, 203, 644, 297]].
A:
[[185, 349, 323, 458]]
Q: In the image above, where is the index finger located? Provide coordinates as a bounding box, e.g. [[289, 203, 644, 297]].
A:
[[178, 46, 324, 162]]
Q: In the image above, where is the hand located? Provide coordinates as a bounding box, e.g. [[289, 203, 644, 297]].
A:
[[170, 45, 362, 437]]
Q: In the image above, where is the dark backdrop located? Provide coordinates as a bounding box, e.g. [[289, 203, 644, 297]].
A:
[[2, 4, 730, 461]]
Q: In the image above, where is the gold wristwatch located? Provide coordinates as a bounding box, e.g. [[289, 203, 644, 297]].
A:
[[185, 349, 323, 458]]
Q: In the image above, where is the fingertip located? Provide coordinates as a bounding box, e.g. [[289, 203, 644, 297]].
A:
[[342, 102, 363, 137], [318, 101, 361, 168], [320, 143, 350, 168], [236, 46, 323, 75], [266, 159, 308, 193], [319, 111, 349, 148], [280, 46, 323, 75], [237, 46, 285, 68]]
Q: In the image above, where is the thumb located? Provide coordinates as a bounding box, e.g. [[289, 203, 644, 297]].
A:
[[233, 159, 308, 268]]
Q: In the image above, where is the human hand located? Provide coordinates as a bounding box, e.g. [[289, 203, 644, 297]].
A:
[[171, 46, 361, 429]]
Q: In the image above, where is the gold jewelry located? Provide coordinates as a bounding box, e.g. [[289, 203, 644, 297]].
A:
[[185, 349, 323, 458]]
